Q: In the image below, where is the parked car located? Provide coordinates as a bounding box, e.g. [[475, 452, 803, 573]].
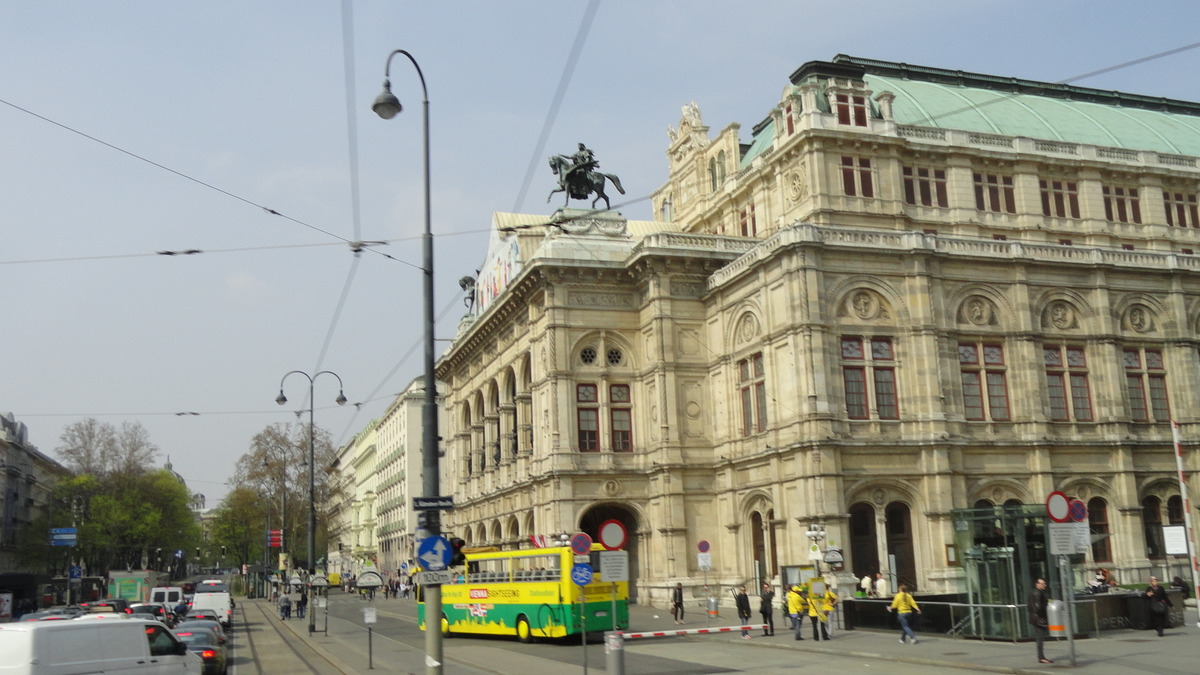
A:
[[175, 619, 227, 645], [174, 627, 228, 675]]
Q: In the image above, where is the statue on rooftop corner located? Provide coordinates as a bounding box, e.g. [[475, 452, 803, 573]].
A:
[[547, 142, 625, 211]]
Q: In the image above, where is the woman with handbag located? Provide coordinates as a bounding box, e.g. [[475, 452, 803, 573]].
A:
[[1145, 575, 1172, 637]]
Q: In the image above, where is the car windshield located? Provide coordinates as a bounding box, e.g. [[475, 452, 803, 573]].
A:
[[132, 606, 160, 614]]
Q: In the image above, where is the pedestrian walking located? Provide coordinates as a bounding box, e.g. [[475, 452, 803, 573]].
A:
[[1027, 577, 1052, 664], [735, 586, 753, 639], [1145, 575, 1172, 637], [759, 583, 775, 636], [296, 592, 308, 619], [887, 583, 921, 644], [808, 585, 837, 640], [786, 585, 807, 640], [278, 593, 292, 620], [671, 582, 685, 624]]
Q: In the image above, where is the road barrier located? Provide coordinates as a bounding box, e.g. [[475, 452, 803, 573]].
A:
[[606, 625, 769, 675]]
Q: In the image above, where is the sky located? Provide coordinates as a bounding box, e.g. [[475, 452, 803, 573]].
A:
[[6, 1, 1200, 506]]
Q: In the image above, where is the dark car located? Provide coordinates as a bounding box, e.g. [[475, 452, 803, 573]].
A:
[[175, 627, 228, 675], [131, 602, 175, 626], [80, 598, 131, 614], [176, 618, 227, 644]]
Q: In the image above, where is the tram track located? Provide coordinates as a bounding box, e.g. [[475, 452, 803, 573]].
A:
[[236, 599, 334, 674]]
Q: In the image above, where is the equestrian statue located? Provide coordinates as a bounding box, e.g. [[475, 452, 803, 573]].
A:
[[547, 143, 625, 210]]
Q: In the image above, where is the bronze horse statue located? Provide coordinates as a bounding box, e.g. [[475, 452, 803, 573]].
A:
[[547, 154, 626, 210]]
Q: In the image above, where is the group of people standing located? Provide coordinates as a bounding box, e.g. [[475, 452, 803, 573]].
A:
[[275, 591, 308, 620]]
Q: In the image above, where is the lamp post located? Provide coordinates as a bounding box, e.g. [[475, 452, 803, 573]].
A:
[[373, 48, 442, 675], [276, 369, 347, 634]]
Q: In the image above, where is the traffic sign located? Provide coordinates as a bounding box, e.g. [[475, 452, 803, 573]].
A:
[[698, 540, 710, 553], [697, 552, 712, 571], [598, 519, 628, 550], [69, 565, 82, 580], [50, 528, 77, 535], [417, 570, 456, 586], [570, 532, 593, 555], [357, 571, 384, 588], [1046, 491, 1070, 523], [400, 561, 409, 573], [571, 562, 593, 586], [1068, 499, 1088, 523], [599, 550, 628, 582], [418, 535, 452, 571]]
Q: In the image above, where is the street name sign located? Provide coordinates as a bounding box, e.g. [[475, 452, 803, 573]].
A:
[[413, 496, 455, 511]]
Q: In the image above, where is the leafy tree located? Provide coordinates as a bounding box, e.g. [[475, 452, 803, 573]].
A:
[[229, 422, 342, 570], [209, 486, 269, 569]]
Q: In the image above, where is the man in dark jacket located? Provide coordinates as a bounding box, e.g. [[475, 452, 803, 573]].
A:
[[1027, 578, 1052, 664], [1146, 576, 1173, 636], [735, 586, 753, 639], [759, 583, 775, 636]]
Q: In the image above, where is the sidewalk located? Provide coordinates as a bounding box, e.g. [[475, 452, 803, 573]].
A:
[[262, 594, 1200, 674], [624, 601, 1200, 674]]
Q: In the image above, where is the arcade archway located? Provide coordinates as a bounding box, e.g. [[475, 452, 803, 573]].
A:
[[579, 503, 641, 602]]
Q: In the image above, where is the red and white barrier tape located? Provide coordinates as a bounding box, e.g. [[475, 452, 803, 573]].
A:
[[620, 624, 767, 639]]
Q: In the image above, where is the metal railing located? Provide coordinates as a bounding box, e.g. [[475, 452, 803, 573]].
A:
[[847, 598, 1100, 642]]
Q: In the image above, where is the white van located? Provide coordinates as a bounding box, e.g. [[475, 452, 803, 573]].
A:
[[0, 618, 201, 674], [189, 591, 233, 628], [149, 586, 184, 606]]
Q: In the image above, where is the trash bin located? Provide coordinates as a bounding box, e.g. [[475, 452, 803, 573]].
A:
[[707, 597, 719, 617], [1046, 600, 1066, 637]]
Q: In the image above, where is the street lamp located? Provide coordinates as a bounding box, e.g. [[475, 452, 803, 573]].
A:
[[373, 48, 442, 675], [276, 369, 347, 634]]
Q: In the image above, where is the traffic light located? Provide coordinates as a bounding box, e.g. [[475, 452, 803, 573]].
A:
[[220, 545, 226, 556], [449, 538, 467, 566], [195, 547, 201, 558]]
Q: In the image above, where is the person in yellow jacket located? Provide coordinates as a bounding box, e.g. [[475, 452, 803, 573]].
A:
[[808, 586, 838, 640], [887, 583, 922, 644], [786, 585, 808, 640]]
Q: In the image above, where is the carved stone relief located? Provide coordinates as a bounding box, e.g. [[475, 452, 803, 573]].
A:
[[1123, 304, 1155, 334], [1042, 300, 1079, 330], [838, 288, 892, 323], [958, 295, 997, 327], [787, 162, 808, 202]]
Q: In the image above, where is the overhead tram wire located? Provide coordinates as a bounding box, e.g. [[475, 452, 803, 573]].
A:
[[0, 95, 398, 265], [510, 0, 601, 212], [901, 40, 1200, 130]]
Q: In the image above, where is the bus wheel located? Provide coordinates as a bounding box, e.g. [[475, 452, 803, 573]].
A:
[[516, 615, 533, 643], [440, 613, 452, 638]]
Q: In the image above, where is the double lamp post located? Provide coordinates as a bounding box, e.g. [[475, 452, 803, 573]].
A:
[[276, 369, 347, 634]]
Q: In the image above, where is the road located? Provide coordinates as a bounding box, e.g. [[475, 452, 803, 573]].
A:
[[227, 591, 993, 674]]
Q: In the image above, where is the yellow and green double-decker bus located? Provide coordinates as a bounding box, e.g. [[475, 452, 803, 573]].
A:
[[418, 543, 629, 642]]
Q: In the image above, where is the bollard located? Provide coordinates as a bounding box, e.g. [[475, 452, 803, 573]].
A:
[[605, 631, 625, 675]]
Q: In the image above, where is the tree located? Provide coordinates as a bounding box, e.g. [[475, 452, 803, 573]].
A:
[[56, 418, 160, 477], [209, 487, 269, 569], [229, 422, 342, 570]]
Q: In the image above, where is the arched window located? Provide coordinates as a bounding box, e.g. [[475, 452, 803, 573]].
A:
[[1168, 495, 1184, 525], [1088, 497, 1112, 562], [709, 158, 718, 192], [1143, 496, 1164, 559], [849, 503, 877, 578]]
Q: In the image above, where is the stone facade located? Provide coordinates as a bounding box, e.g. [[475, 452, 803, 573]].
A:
[[433, 56, 1200, 602], [0, 413, 68, 574]]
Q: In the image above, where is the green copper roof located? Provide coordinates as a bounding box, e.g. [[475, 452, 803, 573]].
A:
[[866, 73, 1200, 155]]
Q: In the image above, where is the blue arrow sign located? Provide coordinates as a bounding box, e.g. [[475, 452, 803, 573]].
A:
[[571, 562, 593, 586], [50, 528, 77, 535], [417, 536, 452, 572]]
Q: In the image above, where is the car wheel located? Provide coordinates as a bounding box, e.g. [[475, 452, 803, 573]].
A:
[[516, 615, 533, 643]]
